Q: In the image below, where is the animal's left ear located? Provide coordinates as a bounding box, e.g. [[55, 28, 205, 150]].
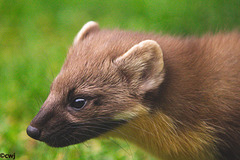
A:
[[114, 40, 164, 94], [73, 21, 99, 45]]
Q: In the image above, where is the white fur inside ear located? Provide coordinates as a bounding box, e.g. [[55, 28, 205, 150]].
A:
[[115, 40, 162, 63], [73, 21, 99, 45], [115, 40, 164, 93]]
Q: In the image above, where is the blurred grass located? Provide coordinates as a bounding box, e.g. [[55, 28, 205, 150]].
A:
[[0, 0, 239, 159]]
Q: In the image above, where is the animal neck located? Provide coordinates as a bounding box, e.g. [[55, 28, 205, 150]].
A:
[[106, 112, 218, 160]]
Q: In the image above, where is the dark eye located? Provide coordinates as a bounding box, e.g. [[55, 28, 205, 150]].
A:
[[70, 98, 87, 110]]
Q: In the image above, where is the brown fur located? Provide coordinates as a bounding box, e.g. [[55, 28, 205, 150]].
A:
[[27, 22, 240, 160]]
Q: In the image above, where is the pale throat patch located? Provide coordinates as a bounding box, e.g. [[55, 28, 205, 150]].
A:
[[113, 104, 150, 120], [104, 109, 217, 160]]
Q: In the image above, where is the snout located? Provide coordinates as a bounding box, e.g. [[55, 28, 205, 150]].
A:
[[26, 100, 55, 140], [26, 125, 41, 140]]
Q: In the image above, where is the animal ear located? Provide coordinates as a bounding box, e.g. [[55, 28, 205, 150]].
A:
[[73, 21, 99, 45], [114, 40, 164, 93]]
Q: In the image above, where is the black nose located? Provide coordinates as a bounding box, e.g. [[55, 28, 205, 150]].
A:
[[26, 125, 41, 140]]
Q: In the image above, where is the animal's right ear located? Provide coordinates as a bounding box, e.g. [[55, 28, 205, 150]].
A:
[[114, 40, 165, 94], [73, 21, 99, 45]]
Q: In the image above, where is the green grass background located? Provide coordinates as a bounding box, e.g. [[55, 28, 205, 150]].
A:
[[0, 0, 239, 159]]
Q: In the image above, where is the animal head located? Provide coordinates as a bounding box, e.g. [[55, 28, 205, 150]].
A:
[[27, 21, 164, 147]]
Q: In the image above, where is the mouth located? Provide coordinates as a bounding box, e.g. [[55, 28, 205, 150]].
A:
[[40, 129, 94, 147], [44, 136, 90, 147]]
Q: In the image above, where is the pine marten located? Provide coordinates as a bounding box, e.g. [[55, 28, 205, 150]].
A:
[[27, 21, 240, 160]]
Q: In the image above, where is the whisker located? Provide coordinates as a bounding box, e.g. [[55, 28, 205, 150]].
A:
[[82, 141, 90, 148], [60, 116, 155, 141], [44, 52, 55, 80], [70, 123, 134, 140], [72, 128, 133, 157], [73, 120, 155, 140], [66, 134, 82, 153]]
